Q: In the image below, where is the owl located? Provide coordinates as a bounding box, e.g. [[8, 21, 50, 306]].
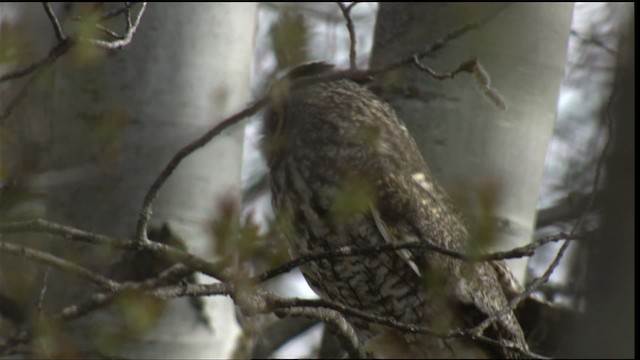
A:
[[261, 63, 528, 358]]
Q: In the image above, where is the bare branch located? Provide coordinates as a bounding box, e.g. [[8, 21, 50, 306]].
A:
[[276, 307, 365, 359], [56, 292, 114, 321], [0, 38, 74, 83], [95, 23, 123, 40], [253, 232, 579, 283], [1, 218, 230, 282], [413, 56, 506, 109], [570, 105, 613, 236], [0, 71, 42, 125], [465, 240, 571, 349], [336, 2, 358, 69], [82, 2, 147, 50], [98, 3, 135, 21], [124, 2, 133, 32], [472, 333, 551, 359], [36, 266, 51, 320], [0, 2, 146, 85], [412, 55, 476, 80], [0, 241, 120, 291], [42, 3, 65, 41], [367, 4, 510, 76], [251, 318, 320, 358], [135, 96, 269, 242]]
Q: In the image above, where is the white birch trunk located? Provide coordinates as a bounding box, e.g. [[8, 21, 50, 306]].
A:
[[1, 3, 256, 358], [370, 3, 574, 282]]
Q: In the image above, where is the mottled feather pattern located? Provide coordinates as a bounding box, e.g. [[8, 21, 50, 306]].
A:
[[262, 75, 527, 358]]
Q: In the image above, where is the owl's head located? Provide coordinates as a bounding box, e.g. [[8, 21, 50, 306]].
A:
[[261, 62, 336, 167]]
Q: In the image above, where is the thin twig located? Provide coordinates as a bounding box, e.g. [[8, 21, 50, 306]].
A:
[[36, 266, 51, 320], [56, 292, 114, 321], [472, 333, 550, 359], [569, 105, 613, 236], [276, 307, 365, 359], [134, 96, 269, 242], [0, 3, 145, 84], [464, 240, 571, 346], [253, 232, 578, 283], [0, 241, 120, 291], [337, 2, 358, 70], [124, 2, 133, 32], [0, 72, 41, 125], [2, 273, 228, 353], [268, 294, 542, 358], [413, 55, 477, 80], [98, 3, 134, 21], [368, 4, 510, 77], [42, 3, 65, 41], [82, 2, 147, 50], [95, 23, 122, 40], [251, 318, 320, 358], [1, 218, 230, 282], [0, 38, 74, 83]]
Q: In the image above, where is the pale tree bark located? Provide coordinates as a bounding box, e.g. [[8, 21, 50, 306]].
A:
[[1, 3, 256, 358], [370, 3, 574, 282]]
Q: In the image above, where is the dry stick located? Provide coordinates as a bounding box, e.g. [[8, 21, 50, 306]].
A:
[[1, 2, 147, 128], [83, 2, 147, 50], [98, 3, 134, 21], [95, 23, 122, 40], [0, 268, 227, 354], [0, 70, 44, 125], [1, 217, 576, 288], [268, 295, 547, 358], [0, 242, 120, 291], [253, 232, 577, 283], [460, 240, 570, 357], [134, 97, 269, 242], [276, 307, 365, 359], [337, 2, 358, 70], [1, 218, 231, 282], [54, 266, 220, 322], [0, 2, 146, 83], [413, 55, 477, 80], [472, 333, 550, 360], [367, 4, 510, 77], [124, 2, 133, 32], [0, 38, 74, 83], [569, 103, 613, 237], [42, 2, 65, 41], [36, 267, 51, 320]]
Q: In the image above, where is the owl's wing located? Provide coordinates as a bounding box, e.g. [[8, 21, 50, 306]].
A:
[[370, 204, 422, 277], [375, 168, 529, 356]]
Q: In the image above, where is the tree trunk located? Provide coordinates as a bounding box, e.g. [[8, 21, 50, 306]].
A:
[[369, 3, 574, 282], [1, 3, 256, 358]]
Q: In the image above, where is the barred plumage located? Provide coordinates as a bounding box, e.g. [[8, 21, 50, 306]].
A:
[[262, 65, 528, 358]]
